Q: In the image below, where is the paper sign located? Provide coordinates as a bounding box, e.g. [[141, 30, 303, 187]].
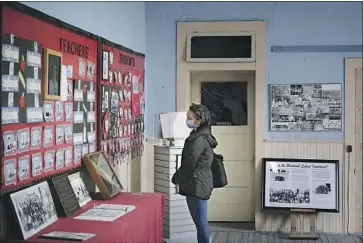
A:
[[61, 65, 68, 101]]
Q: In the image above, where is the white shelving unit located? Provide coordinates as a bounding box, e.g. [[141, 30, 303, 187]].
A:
[[154, 145, 197, 242]]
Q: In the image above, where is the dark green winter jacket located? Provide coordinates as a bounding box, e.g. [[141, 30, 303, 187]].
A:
[[171, 125, 217, 200]]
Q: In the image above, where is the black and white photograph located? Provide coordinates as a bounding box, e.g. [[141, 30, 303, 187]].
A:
[[3, 130, 18, 157], [65, 102, 73, 122], [314, 183, 331, 195], [270, 84, 342, 131], [10, 181, 58, 240], [44, 150, 55, 173], [32, 153, 42, 177], [69, 177, 92, 207], [64, 125, 73, 144], [55, 125, 64, 145], [87, 61, 95, 80], [64, 148, 73, 167], [4, 158, 16, 186], [55, 101, 64, 121], [270, 168, 289, 182], [31, 127, 42, 150], [18, 155, 30, 181], [102, 50, 109, 80], [43, 126, 53, 147], [55, 149, 65, 170], [17, 128, 30, 153], [74, 145, 82, 165], [43, 101, 54, 122], [44, 49, 62, 100], [269, 188, 310, 204]]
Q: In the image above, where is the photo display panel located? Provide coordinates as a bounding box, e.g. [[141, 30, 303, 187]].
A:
[[262, 158, 339, 212], [1, 6, 98, 191], [99, 44, 145, 167], [269, 84, 342, 131]]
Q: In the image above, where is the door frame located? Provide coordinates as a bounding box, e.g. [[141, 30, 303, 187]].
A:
[[344, 58, 362, 234], [176, 21, 266, 229]]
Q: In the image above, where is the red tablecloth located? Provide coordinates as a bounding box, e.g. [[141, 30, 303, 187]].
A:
[[20, 192, 163, 243]]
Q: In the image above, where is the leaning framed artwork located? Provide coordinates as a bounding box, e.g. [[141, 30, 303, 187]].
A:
[[43, 48, 63, 100], [261, 158, 339, 212], [82, 151, 123, 199]]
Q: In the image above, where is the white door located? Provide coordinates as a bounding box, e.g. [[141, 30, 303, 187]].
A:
[[345, 58, 363, 234], [191, 71, 255, 222]]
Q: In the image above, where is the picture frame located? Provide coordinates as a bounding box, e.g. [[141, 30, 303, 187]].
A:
[[82, 151, 123, 199], [261, 158, 339, 212], [43, 48, 63, 100], [10, 181, 58, 240], [269, 83, 342, 132]]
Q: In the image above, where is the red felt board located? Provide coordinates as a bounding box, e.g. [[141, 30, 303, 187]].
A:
[[1, 7, 98, 190]]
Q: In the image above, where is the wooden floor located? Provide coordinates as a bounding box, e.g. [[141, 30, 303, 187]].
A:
[[210, 223, 363, 243]]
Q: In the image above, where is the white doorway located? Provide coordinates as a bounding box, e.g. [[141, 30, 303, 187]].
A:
[[176, 21, 266, 227], [344, 58, 363, 234], [191, 71, 255, 221]]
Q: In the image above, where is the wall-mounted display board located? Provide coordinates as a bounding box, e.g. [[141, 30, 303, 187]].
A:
[[269, 84, 342, 131], [99, 42, 145, 166], [261, 158, 339, 212], [1, 5, 98, 191]]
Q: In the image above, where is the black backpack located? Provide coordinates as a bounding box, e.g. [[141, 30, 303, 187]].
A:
[[211, 152, 228, 188]]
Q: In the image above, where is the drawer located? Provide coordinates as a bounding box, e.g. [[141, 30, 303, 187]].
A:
[[155, 185, 177, 194], [154, 166, 176, 175], [155, 153, 181, 162], [164, 211, 192, 220], [155, 178, 173, 187], [154, 159, 178, 169], [164, 198, 187, 207], [163, 230, 197, 240], [162, 193, 185, 201], [163, 224, 196, 234], [164, 217, 194, 227], [164, 205, 190, 214], [155, 172, 171, 181], [154, 146, 183, 155]]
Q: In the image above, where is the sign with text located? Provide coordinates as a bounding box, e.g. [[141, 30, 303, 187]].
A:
[[261, 158, 339, 212]]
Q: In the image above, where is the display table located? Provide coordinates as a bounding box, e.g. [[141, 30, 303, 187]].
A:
[[17, 192, 163, 243]]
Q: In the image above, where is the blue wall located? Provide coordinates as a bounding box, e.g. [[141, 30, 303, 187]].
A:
[[145, 2, 362, 140], [22, 2, 146, 54]]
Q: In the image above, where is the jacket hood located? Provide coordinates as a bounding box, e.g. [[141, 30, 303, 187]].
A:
[[189, 125, 218, 149]]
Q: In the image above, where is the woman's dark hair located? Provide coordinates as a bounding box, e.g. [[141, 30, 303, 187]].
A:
[[189, 103, 211, 127]]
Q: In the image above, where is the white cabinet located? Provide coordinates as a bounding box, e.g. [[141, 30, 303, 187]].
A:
[[154, 145, 197, 241]]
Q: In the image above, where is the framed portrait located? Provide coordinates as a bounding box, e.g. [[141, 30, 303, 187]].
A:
[[43, 48, 63, 100], [82, 151, 123, 200], [261, 158, 339, 212]]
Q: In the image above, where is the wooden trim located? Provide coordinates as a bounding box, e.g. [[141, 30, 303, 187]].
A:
[[43, 48, 63, 101], [176, 21, 266, 229], [344, 58, 362, 233]]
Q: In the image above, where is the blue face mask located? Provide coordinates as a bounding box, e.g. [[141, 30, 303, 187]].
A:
[[186, 119, 197, 129]]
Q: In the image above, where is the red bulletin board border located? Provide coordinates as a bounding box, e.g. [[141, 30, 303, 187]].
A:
[[1, 6, 98, 191]]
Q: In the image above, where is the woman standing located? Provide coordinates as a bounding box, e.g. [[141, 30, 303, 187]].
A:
[[172, 103, 217, 243]]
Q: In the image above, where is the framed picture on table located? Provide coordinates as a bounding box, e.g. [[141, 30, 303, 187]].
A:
[[82, 151, 123, 199], [43, 48, 63, 100]]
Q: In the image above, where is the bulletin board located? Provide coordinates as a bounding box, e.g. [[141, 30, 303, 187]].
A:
[[1, 5, 98, 191], [99, 42, 145, 167]]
